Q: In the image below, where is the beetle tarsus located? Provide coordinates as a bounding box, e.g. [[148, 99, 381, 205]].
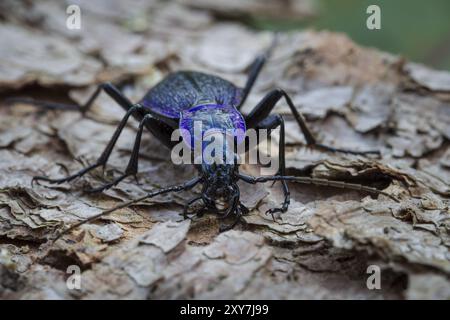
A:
[[32, 162, 102, 186], [265, 198, 289, 221]]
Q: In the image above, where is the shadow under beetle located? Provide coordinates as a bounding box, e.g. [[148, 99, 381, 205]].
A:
[[9, 37, 396, 233]]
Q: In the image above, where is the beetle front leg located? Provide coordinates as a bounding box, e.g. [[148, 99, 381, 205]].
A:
[[218, 203, 247, 232], [183, 196, 203, 219], [246, 89, 380, 156]]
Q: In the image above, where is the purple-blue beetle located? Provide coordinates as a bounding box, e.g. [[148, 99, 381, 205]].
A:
[[17, 38, 387, 232]]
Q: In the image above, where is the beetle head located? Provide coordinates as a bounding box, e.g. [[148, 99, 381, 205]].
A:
[[200, 162, 240, 215]]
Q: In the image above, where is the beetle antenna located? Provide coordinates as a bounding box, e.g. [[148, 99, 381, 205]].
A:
[[51, 177, 202, 242], [237, 173, 399, 202]]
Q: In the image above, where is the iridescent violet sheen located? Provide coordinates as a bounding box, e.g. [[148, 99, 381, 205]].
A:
[[179, 103, 246, 149]]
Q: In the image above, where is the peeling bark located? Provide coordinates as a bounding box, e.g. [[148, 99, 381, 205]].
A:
[[0, 0, 449, 299]]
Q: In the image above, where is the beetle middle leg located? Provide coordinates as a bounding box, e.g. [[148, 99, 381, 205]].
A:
[[245, 88, 380, 155], [33, 105, 145, 185], [84, 113, 176, 192], [85, 114, 156, 193]]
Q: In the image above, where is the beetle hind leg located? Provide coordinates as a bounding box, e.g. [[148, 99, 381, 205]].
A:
[[32, 163, 102, 186], [237, 34, 279, 110], [245, 88, 380, 156], [5, 82, 134, 115]]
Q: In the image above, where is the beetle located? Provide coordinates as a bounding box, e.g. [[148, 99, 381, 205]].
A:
[[9, 38, 394, 233]]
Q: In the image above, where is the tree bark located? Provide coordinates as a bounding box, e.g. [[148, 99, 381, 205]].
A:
[[0, 0, 449, 299]]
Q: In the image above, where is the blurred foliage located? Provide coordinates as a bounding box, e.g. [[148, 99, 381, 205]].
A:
[[250, 0, 450, 70]]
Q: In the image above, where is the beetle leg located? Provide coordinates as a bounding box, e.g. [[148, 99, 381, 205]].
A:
[[252, 114, 290, 217], [237, 34, 278, 110], [239, 202, 250, 215], [245, 89, 380, 156], [237, 55, 267, 110], [86, 114, 153, 193], [32, 105, 145, 185], [218, 201, 249, 232], [5, 82, 134, 115], [219, 207, 242, 232], [182, 196, 205, 219]]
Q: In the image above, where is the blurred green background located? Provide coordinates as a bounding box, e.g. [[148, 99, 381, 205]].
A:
[[251, 0, 450, 70]]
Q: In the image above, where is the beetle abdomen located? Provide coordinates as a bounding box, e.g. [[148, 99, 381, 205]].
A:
[[140, 71, 242, 119]]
